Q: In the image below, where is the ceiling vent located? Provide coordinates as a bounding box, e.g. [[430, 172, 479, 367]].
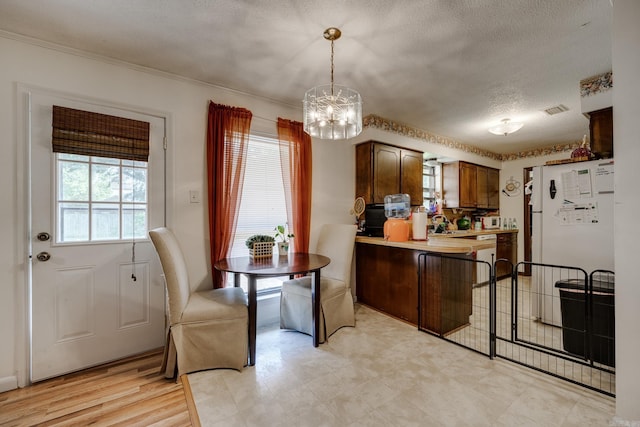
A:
[[543, 104, 569, 115]]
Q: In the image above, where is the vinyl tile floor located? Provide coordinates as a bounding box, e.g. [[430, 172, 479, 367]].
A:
[[188, 304, 615, 427]]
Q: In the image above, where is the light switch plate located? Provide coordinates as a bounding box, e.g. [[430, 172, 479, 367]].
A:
[[189, 190, 201, 203]]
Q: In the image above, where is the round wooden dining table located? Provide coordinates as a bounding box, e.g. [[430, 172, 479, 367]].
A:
[[214, 253, 330, 366]]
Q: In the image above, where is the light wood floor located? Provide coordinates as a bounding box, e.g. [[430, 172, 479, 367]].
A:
[[0, 349, 199, 427]]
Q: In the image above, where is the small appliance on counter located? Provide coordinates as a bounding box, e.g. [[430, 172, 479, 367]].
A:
[[361, 205, 386, 237], [481, 216, 501, 230], [383, 194, 410, 242], [412, 207, 428, 241]]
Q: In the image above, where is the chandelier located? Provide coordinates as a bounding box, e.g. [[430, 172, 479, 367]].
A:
[[488, 118, 524, 136], [303, 28, 362, 140]]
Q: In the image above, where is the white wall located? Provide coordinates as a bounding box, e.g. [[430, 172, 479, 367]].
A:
[[612, 0, 640, 423], [0, 35, 354, 388]]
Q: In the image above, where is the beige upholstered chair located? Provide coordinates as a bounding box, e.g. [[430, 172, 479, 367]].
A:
[[280, 223, 357, 342], [149, 227, 248, 379]]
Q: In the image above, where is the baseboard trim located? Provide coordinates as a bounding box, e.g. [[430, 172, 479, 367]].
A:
[[0, 375, 18, 393]]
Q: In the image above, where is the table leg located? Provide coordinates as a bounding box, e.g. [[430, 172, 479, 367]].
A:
[[247, 275, 257, 366], [234, 272, 241, 287], [312, 269, 321, 347]]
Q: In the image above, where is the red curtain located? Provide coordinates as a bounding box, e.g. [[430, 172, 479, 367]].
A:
[[277, 118, 312, 253], [207, 101, 252, 288]]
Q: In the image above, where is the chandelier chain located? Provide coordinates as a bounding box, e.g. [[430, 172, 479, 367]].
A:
[[330, 39, 335, 96]]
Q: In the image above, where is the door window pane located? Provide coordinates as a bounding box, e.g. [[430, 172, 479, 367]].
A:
[[92, 156, 120, 165], [59, 161, 89, 201], [92, 164, 120, 202], [55, 155, 148, 243], [59, 202, 89, 242], [91, 203, 120, 240], [122, 167, 147, 202], [58, 153, 89, 162], [122, 205, 147, 239]]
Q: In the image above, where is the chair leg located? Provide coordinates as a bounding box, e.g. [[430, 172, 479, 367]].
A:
[[160, 329, 178, 380]]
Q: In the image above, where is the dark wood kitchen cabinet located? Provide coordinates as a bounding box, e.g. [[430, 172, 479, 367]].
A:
[[476, 166, 488, 208], [355, 242, 473, 335], [588, 107, 613, 159], [356, 243, 419, 324], [486, 168, 500, 209], [356, 141, 423, 205], [442, 161, 500, 210], [420, 253, 473, 335], [442, 161, 477, 208], [495, 232, 517, 279], [477, 166, 500, 209], [400, 149, 423, 204]]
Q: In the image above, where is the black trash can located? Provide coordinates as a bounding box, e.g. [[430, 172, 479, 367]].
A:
[[555, 277, 615, 367]]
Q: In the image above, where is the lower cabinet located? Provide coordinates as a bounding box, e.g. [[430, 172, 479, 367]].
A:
[[355, 243, 473, 335], [420, 253, 473, 335], [495, 232, 517, 279], [356, 243, 419, 324]]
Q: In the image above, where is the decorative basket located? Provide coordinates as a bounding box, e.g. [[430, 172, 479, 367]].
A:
[[249, 242, 274, 259]]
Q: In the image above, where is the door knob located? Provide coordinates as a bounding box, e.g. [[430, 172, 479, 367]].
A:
[[37, 232, 51, 241], [36, 252, 51, 262]]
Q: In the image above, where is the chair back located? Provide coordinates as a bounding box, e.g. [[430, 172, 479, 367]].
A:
[[149, 227, 191, 324], [315, 224, 357, 285]]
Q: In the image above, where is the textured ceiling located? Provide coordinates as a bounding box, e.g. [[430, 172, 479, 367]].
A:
[[0, 0, 612, 154]]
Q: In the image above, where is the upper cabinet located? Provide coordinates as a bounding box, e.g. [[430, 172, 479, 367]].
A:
[[442, 161, 500, 210], [588, 107, 613, 159], [356, 141, 423, 205], [400, 149, 424, 203], [477, 166, 500, 209]]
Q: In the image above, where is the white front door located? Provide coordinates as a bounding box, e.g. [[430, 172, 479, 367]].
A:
[[27, 90, 167, 382]]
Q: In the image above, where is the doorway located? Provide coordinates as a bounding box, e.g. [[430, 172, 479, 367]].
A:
[[23, 88, 168, 382]]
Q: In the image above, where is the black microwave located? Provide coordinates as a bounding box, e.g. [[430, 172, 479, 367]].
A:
[[361, 205, 385, 237]]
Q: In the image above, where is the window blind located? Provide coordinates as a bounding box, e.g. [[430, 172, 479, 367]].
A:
[[52, 105, 150, 162], [229, 134, 288, 258]]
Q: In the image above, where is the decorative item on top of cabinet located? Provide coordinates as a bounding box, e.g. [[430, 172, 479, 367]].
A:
[[355, 141, 423, 205], [442, 161, 499, 210]]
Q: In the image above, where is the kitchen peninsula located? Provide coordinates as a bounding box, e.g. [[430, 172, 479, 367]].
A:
[[355, 230, 517, 335]]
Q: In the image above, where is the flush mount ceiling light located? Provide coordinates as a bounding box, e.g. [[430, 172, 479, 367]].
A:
[[303, 27, 362, 140], [488, 118, 524, 136]]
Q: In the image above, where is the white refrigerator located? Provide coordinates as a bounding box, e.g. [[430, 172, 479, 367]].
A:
[[531, 159, 614, 326]]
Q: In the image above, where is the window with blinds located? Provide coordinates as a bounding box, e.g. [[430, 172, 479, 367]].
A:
[[230, 134, 289, 292]]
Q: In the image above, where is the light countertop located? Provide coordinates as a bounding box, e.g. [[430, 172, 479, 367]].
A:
[[355, 235, 496, 254], [427, 229, 518, 238]]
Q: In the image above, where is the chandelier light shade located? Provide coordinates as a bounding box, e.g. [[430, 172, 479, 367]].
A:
[[488, 118, 524, 136], [303, 28, 362, 140]]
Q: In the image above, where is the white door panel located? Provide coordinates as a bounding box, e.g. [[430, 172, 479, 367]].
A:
[[27, 90, 166, 381]]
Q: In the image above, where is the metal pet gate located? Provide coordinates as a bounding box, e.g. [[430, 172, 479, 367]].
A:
[[417, 253, 615, 397]]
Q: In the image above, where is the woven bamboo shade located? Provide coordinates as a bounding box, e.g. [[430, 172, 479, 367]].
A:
[[52, 105, 150, 162]]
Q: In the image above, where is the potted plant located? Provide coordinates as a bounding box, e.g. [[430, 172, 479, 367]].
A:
[[245, 234, 275, 259], [274, 224, 294, 256]]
